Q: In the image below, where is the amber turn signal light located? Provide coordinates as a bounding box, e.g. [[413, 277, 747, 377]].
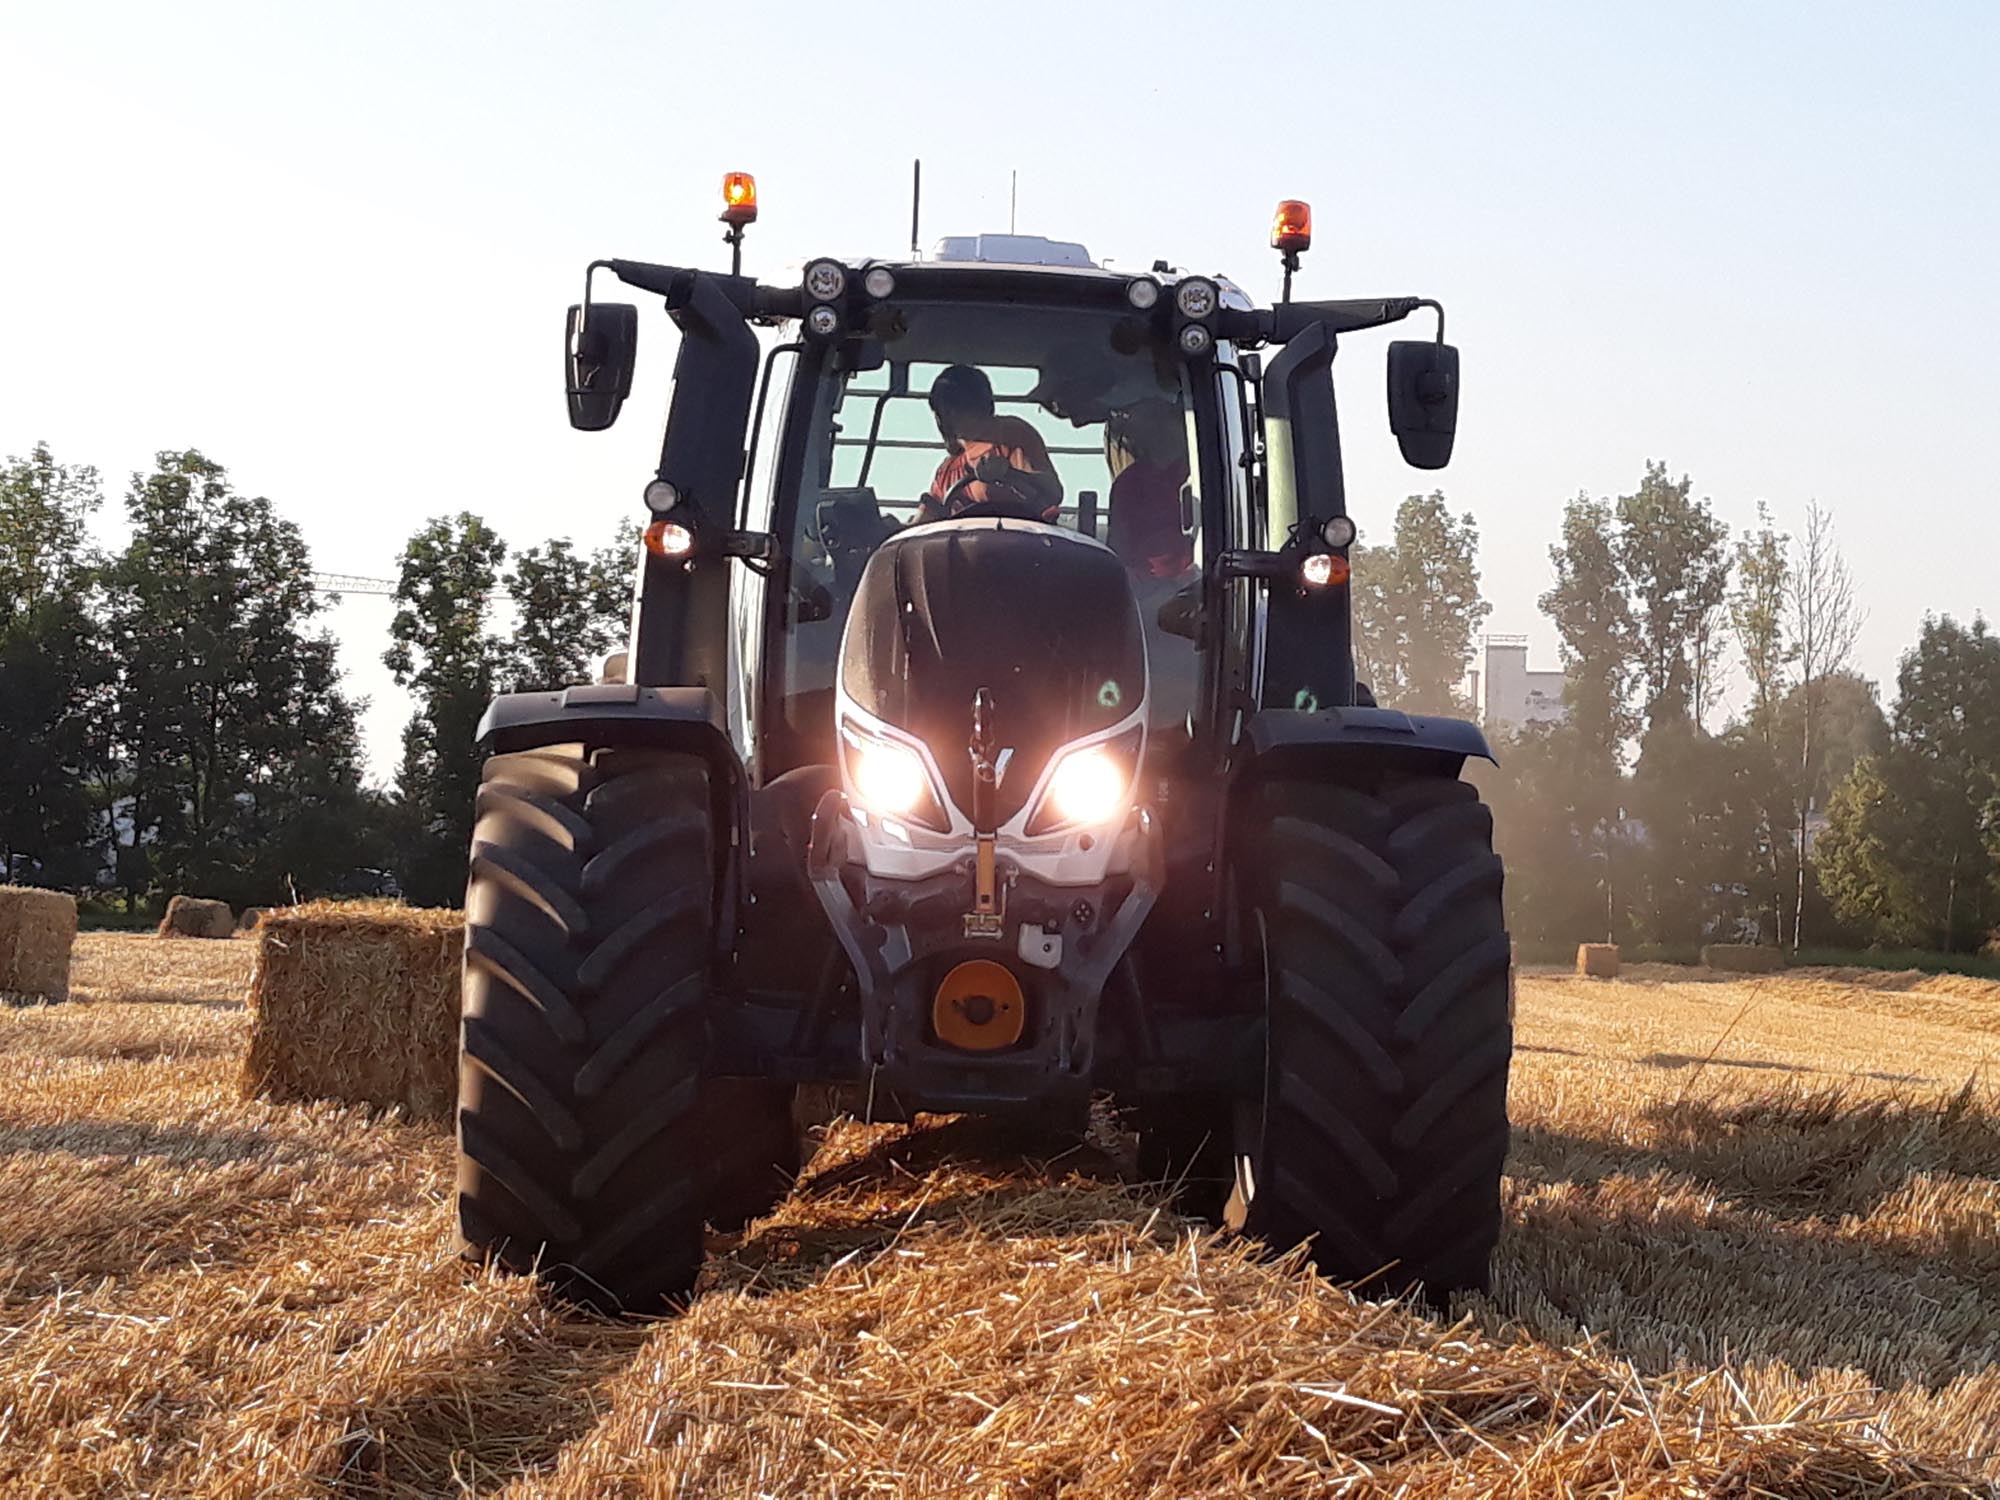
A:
[[644, 518, 694, 558]]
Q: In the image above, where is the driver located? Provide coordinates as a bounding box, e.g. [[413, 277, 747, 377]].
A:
[[914, 364, 1064, 524]]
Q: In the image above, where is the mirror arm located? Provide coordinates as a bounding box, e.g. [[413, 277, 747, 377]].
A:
[[577, 259, 615, 340]]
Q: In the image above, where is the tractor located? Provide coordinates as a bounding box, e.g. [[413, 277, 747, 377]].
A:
[[455, 180, 1511, 1313]]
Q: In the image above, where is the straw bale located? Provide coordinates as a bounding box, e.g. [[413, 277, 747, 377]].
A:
[[1702, 941, 1784, 973], [1577, 941, 1620, 977], [158, 894, 236, 939], [236, 905, 271, 933], [242, 900, 462, 1122], [0, 885, 77, 1002]]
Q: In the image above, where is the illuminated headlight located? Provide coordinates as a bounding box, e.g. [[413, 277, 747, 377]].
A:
[[1320, 515, 1357, 549], [1174, 278, 1219, 319], [805, 304, 842, 338], [643, 479, 681, 513], [1044, 745, 1129, 827], [863, 266, 896, 299], [803, 259, 847, 301], [1126, 278, 1160, 310], [1177, 323, 1214, 356], [848, 731, 929, 816]]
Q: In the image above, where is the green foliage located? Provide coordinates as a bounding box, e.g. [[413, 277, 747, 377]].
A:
[[1351, 492, 1489, 715], [385, 513, 509, 905], [1623, 722, 1766, 944], [0, 444, 113, 885], [504, 524, 635, 690], [1539, 494, 1634, 758], [1613, 462, 1731, 727], [104, 450, 368, 906], [1817, 616, 2000, 951], [1729, 501, 1793, 745]]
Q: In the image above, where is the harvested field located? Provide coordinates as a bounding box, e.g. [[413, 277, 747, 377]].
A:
[[0, 936, 1993, 1496]]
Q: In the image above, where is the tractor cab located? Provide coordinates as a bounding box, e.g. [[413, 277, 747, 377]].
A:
[[459, 179, 1511, 1318]]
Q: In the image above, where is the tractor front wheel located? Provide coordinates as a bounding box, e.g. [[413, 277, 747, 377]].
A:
[[455, 746, 793, 1313], [1231, 772, 1512, 1300]]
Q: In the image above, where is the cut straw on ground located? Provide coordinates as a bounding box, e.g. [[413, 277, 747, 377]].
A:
[[0, 934, 1990, 1496]]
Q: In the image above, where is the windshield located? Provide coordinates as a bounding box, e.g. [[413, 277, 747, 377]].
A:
[[771, 300, 1206, 769]]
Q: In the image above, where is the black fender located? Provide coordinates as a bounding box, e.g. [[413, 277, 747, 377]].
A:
[[476, 684, 750, 953], [1238, 706, 1495, 781]]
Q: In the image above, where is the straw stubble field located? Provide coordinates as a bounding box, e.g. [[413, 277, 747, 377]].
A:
[[0, 934, 1994, 1496]]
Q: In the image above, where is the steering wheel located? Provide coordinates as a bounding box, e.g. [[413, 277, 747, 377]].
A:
[[943, 483, 1050, 523]]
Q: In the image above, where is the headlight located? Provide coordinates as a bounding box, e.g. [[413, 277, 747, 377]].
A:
[[1177, 323, 1214, 355], [1126, 278, 1160, 310], [1044, 746, 1128, 827], [1025, 727, 1144, 836], [805, 304, 841, 338], [643, 479, 681, 513], [853, 736, 928, 815], [1174, 278, 1218, 319], [804, 259, 847, 301], [863, 266, 896, 299], [840, 722, 948, 831], [1320, 515, 1357, 549]]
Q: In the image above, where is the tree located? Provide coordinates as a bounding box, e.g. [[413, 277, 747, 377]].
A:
[[1817, 616, 2000, 951], [1624, 721, 1766, 944], [504, 523, 635, 691], [1612, 462, 1731, 729], [1729, 502, 1793, 743], [1351, 492, 1489, 715], [0, 444, 113, 885], [1787, 501, 1863, 946], [104, 450, 367, 905], [385, 513, 509, 905], [1726, 502, 1796, 941], [1477, 722, 1626, 948], [1539, 494, 1634, 759]]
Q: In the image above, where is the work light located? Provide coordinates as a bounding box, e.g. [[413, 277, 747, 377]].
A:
[[804, 260, 847, 302], [1174, 278, 1218, 320]]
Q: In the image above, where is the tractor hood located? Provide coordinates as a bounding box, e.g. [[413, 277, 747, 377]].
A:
[[839, 519, 1147, 829]]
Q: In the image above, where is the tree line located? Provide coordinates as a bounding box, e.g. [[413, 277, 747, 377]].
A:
[[1364, 465, 1998, 955], [0, 443, 629, 913], [5, 440, 1994, 951]]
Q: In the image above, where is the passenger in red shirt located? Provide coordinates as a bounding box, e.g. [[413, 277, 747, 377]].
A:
[[1105, 399, 1193, 578], [914, 365, 1064, 525]]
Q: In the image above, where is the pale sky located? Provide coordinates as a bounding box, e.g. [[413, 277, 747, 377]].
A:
[[4, 0, 1995, 780]]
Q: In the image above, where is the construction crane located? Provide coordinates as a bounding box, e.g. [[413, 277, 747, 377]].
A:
[[309, 572, 398, 597]]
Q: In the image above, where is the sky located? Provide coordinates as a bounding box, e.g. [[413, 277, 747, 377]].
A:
[[3, 0, 1995, 781]]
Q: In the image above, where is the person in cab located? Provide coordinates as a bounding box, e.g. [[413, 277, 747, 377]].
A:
[[915, 364, 1064, 524]]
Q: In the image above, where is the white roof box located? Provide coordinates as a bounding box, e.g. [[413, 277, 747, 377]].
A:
[[931, 234, 1095, 268]]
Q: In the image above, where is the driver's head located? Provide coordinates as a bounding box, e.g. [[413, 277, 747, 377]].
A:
[[928, 364, 994, 446]]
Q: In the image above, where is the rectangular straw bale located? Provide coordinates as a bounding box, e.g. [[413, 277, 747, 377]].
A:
[[158, 894, 236, 939], [1701, 942, 1783, 973], [0, 886, 78, 1003], [1576, 942, 1620, 978], [243, 900, 463, 1123]]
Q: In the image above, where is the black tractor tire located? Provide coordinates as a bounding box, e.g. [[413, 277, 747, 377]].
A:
[[455, 746, 794, 1313], [1234, 772, 1511, 1300]]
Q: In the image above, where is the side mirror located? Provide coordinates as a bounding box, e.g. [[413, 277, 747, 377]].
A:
[[1387, 340, 1458, 469], [565, 302, 637, 431]]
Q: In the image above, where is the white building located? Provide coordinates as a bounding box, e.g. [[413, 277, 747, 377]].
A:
[[1472, 635, 1567, 737]]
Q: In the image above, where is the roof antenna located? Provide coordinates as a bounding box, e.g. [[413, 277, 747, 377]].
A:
[[910, 159, 922, 260], [1009, 169, 1018, 234]]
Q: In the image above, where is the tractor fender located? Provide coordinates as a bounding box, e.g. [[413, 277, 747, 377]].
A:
[[1237, 706, 1495, 780], [476, 684, 750, 943]]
